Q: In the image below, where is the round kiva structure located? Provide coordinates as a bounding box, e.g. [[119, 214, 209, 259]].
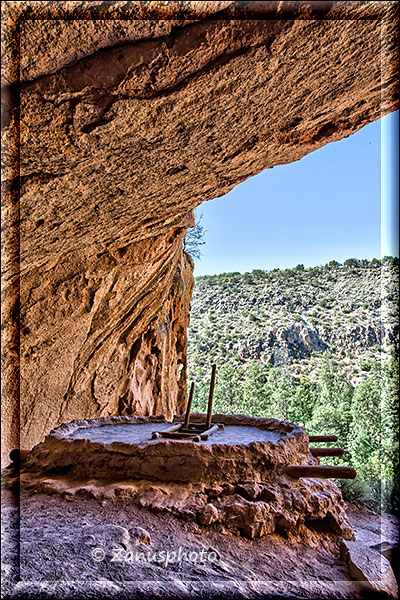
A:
[[26, 414, 312, 485], [23, 413, 356, 540]]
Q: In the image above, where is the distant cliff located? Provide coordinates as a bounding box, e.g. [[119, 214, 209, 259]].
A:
[[188, 258, 398, 382]]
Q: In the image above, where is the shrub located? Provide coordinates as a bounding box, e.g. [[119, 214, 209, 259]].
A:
[[344, 258, 359, 267], [370, 258, 381, 267], [360, 360, 372, 372], [184, 210, 206, 261], [339, 479, 375, 508]]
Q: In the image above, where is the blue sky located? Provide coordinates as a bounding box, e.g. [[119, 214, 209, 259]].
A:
[[194, 111, 399, 276]]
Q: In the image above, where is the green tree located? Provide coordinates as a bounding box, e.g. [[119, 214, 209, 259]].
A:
[[380, 352, 399, 510], [348, 363, 383, 486], [242, 362, 272, 417], [290, 377, 318, 428], [344, 258, 359, 267], [187, 365, 209, 412], [212, 362, 245, 414], [370, 258, 381, 267], [309, 353, 354, 450], [267, 367, 296, 422], [184, 210, 206, 261]]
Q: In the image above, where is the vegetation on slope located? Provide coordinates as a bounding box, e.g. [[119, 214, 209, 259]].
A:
[[187, 257, 399, 510]]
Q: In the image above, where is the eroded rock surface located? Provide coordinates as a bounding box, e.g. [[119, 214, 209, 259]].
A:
[[1, 1, 398, 462], [340, 539, 398, 598], [2, 485, 373, 600], [18, 238, 193, 452]]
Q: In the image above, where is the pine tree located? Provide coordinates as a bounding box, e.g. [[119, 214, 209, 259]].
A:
[[380, 352, 399, 510], [183, 210, 206, 261], [242, 362, 272, 417], [348, 362, 383, 489]]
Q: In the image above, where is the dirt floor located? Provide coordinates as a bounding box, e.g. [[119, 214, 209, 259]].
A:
[[1, 479, 398, 600]]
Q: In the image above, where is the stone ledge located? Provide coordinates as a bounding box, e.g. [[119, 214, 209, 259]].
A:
[[340, 538, 398, 598]]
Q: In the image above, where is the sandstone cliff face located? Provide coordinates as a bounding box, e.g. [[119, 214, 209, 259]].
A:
[[118, 251, 194, 420], [18, 233, 193, 452], [1, 1, 398, 462]]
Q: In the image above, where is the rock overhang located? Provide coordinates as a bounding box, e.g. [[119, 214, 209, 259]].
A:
[[1, 0, 398, 463]]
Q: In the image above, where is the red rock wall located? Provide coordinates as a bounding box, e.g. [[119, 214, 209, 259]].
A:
[[17, 229, 193, 453], [118, 251, 194, 420]]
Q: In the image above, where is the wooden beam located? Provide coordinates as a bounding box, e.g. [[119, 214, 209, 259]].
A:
[[198, 424, 220, 440], [183, 382, 195, 429], [154, 430, 198, 439], [206, 364, 217, 430], [151, 424, 182, 439], [308, 435, 338, 443], [164, 424, 183, 434], [310, 447, 345, 457], [287, 465, 356, 479]]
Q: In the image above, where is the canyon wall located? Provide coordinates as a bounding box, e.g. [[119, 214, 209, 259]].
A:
[[17, 227, 194, 452], [1, 1, 398, 462]]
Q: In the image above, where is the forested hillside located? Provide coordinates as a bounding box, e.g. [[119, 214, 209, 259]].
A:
[[187, 257, 399, 510]]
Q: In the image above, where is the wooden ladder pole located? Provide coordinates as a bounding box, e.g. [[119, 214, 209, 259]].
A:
[[183, 382, 195, 429], [206, 364, 217, 430], [287, 465, 356, 479], [308, 435, 338, 443], [310, 447, 344, 457]]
